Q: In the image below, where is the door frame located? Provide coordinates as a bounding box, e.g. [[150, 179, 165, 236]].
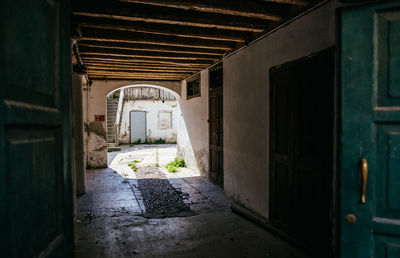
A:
[[129, 110, 147, 143], [268, 47, 337, 256], [209, 62, 224, 187]]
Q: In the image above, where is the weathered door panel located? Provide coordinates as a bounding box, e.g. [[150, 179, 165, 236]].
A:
[[209, 64, 223, 187], [1, 0, 73, 257], [269, 49, 334, 256], [340, 1, 400, 257], [130, 111, 147, 143]]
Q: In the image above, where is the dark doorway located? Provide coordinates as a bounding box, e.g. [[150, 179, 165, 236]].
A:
[[269, 49, 334, 256], [209, 63, 224, 187]]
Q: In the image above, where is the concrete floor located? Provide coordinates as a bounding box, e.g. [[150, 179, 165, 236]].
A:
[[76, 145, 310, 258]]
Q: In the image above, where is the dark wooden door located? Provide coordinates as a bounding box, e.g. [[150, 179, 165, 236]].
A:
[[1, 0, 74, 257], [209, 64, 223, 187], [269, 49, 334, 256], [340, 1, 400, 257]]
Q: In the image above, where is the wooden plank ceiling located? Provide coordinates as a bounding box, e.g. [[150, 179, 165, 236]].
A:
[[72, 0, 322, 81]]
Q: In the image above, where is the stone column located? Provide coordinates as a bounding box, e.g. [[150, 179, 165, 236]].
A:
[[72, 74, 86, 195]]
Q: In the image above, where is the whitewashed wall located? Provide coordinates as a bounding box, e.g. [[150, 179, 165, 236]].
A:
[[119, 100, 178, 143], [177, 69, 209, 177], [222, 2, 336, 218], [177, 1, 336, 218]]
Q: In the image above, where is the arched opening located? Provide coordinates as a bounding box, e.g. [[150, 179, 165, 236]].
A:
[[104, 84, 194, 181]]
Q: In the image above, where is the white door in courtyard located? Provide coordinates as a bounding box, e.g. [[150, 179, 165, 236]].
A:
[[130, 111, 147, 143]]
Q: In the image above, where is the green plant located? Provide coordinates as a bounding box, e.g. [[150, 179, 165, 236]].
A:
[[144, 138, 154, 144], [128, 161, 138, 171], [155, 148, 159, 167], [133, 160, 141, 163], [154, 138, 166, 144], [166, 158, 186, 173], [123, 173, 129, 177], [134, 138, 142, 144]]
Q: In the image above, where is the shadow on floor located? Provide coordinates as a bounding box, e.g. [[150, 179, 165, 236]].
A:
[[75, 168, 310, 258]]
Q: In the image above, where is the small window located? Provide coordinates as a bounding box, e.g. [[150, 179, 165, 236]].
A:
[[158, 111, 172, 129], [209, 62, 223, 90], [187, 74, 201, 99]]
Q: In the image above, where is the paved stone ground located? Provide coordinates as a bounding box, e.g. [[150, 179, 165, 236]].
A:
[[75, 145, 310, 258], [135, 166, 194, 218]]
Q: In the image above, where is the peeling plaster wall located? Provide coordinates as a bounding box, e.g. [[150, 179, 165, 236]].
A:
[[83, 80, 180, 168], [177, 70, 209, 177], [222, 2, 336, 218], [119, 100, 178, 144]]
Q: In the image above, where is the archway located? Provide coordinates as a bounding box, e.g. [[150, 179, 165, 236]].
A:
[[106, 84, 182, 176], [83, 80, 181, 169]]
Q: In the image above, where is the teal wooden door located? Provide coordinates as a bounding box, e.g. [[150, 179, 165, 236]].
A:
[[1, 0, 74, 257], [340, 1, 400, 257]]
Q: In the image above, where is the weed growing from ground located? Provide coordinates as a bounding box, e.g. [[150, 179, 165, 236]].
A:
[[166, 158, 186, 172], [128, 161, 138, 171], [155, 148, 159, 167]]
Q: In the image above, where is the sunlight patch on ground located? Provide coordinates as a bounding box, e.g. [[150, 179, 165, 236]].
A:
[[108, 144, 200, 179]]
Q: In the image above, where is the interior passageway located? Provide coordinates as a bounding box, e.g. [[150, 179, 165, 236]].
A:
[[75, 146, 309, 258]]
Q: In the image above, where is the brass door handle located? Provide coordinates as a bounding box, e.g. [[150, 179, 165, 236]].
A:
[[361, 158, 368, 203]]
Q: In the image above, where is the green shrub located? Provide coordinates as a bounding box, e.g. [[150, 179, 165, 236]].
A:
[[165, 158, 186, 173]]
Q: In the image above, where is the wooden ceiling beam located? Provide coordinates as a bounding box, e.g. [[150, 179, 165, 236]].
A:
[[77, 40, 225, 56], [85, 62, 202, 71], [81, 59, 208, 68], [89, 75, 182, 81], [87, 65, 195, 72], [262, 0, 309, 7], [73, 1, 272, 32], [119, 0, 286, 20], [81, 55, 214, 66], [74, 16, 249, 42], [79, 46, 219, 61], [88, 70, 187, 75], [90, 76, 184, 80], [88, 68, 195, 74], [80, 27, 235, 50], [88, 69, 191, 76], [87, 72, 188, 80], [83, 60, 206, 69]]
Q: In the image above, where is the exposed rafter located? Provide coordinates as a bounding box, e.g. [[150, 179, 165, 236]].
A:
[[81, 55, 214, 66], [86, 63, 202, 70], [119, 0, 286, 20], [80, 27, 235, 50], [73, 1, 272, 32], [263, 0, 309, 7], [72, 0, 319, 80], [79, 46, 219, 62], [78, 40, 226, 56], [74, 16, 250, 42]]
